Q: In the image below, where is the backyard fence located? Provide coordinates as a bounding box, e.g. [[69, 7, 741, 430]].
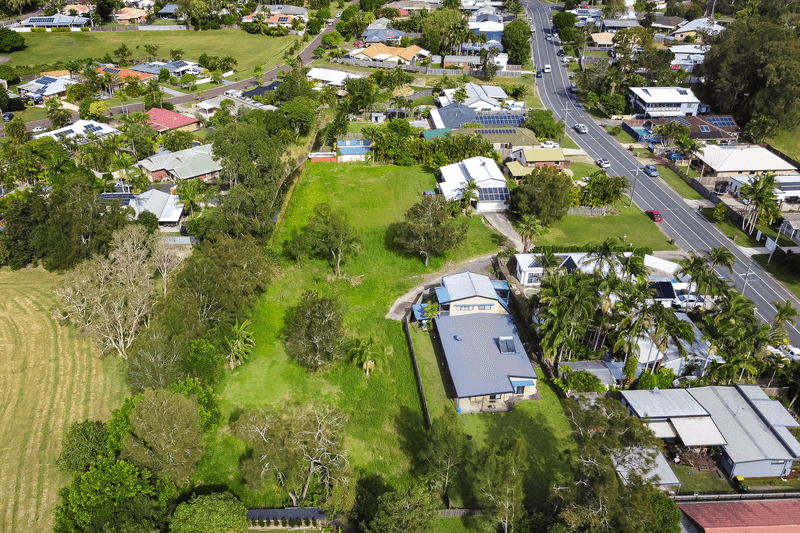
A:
[[673, 492, 800, 502], [402, 315, 431, 429]]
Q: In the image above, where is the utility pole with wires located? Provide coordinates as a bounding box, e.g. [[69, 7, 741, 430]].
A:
[[628, 167, 640, 208]]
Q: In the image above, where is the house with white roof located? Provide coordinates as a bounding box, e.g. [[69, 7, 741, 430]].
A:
[[621, 385, 800, 478], [18, 75, 77, 101], [672, 17, 725, 40], [306, 67, 363, 87], [628, 86, 701, 118], [35, 120, 120, 144], [670, 44, 710, 73], [437, 83, 508, 111], [695, 145, 797, 178], [130, 189, 184, 225], [438, 156, 509, 212], [468, 19, 503, 42]]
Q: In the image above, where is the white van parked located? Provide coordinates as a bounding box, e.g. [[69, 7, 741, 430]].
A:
[[543, 64, 551, 73]]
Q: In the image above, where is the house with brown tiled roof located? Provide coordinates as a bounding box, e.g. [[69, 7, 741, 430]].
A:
[[241, 12, 295, 28], [62, 4, 91, 15], [114, 7, 147, 23], [588, 32, 615, 48], [97, 65, 156, 83], [347, 43, 426, 64]]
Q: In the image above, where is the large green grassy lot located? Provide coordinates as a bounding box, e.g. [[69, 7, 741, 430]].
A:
[[7, 30, 297, 73], [197, 163, 508, 508]]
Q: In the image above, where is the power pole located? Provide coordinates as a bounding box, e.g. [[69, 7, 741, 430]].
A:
[[741, 262, 753, 298], [768, 222, 786, 264], [628, 167, 640, 208]]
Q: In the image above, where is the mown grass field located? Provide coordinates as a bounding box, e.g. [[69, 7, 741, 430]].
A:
[[656, 165, 705, 200], [200, 163, 505, 506], [537, 199, 678, 251], [768, 125, 800, 162], [0, 269, 128, 532], [6, 30, 297, 73]]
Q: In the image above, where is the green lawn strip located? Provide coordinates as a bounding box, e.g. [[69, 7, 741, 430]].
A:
[[14, 106, 48, 123], [6, 30, 298, 75], [752, 254, 800, 300], [584, 51, 609, 57], [756, 224, 796, 247], [768, 125, 800, 162], [538, 199, 677, 250], [202, 163, 504, 503], [743, 476, 800, 490], [434, 517, 484, 533], [671, 465, 735, 494], [632, 148, 654, 159], [409, 326, 451, 421], [655, 165, 705, 200], [604, 125, 637, 145], [566, 161, 598, 180], [347, 122, 370, 133], [559, 134, 579, 150], [699, 208, 761, 248]]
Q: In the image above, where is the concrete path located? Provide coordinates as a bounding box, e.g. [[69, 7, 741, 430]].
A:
[[385, 254, 495, 321], [482, 212, 524, 251], [161, 86, 186, 97]]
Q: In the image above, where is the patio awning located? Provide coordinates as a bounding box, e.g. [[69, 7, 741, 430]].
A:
[[649, 421, 677, 439], [671, 416, 727, 446]]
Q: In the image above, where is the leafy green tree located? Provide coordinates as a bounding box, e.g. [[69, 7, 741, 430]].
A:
[[285, 290, 345, 371], [561, 368, 605, 393], [421, 411, 470, 508], [113, 43, 133, 66], [476, 437, 527, 533], [0, 27, 24, 52], [185, 337, 225, 386], [512, 166, 573, 226], [170, 48, 184, 61], [56, 420, 108, 475], [171, 492, 249, 533], [480, 47, 501, 80], [281, 97, 316, 137], [5, 117, 26, 144], [348, 336, 386, 377], [368, 484, 438, 533], [344, 76, 378, 116], [502, 20, 532, 65], [225, 318, 255, 369], [703, 19, 800, 128], [126, 328, 186, 393], [305, 203, 362, 277], [169, 377, 222, 431], [523, 109, 565, 140], [123, 389, 204, 485], [394, 195, 468, 266]]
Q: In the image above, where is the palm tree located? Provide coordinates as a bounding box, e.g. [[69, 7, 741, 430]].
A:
[[177, 179, 204, 218], [517, 214, 545, 253], [252, 13, 269, 35], [459, 179, 480, 216], [773, 300, 799, 331], [110, 152, 135, 180], [675, 134, 704, 170], [678, 251, 711, 294], [585, 238, 618, 274], [348, 336, 386, 377], [766, 351, 790, 388], [740, 173, 779, 233], [705, 246, 735, 275], [226, 319, 255, 369], [618, 253, 647, 282]]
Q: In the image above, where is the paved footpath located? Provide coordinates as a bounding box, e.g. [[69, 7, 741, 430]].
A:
[[483, 212, 523, 251]]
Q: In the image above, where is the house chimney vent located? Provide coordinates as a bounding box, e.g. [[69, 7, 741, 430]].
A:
[[455, 335, 462, 341]]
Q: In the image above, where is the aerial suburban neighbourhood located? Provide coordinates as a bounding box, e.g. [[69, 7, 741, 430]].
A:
[[2, 0, 800, 531]]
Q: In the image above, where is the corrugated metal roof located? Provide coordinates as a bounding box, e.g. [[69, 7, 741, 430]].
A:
[[560, 360, 615, 386], [621, 389, 708, 419], [649, 421, 677, 439], [616, 451, 681, 488], [670, 416, 726, 446], [434, 313, 536, 398], [442, 272, 497, 301]]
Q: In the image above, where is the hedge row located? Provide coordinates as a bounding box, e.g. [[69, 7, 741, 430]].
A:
[[530, 245, 654, 255]]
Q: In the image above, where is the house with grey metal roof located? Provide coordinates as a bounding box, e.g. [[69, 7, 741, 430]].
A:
[[434, 313, 537, 413], [435, 272, 510, 316], [137, 144, 221, 182], [130, 189, 183, 225], [621, 385, 800, 478], [559, 361, 617, 389]]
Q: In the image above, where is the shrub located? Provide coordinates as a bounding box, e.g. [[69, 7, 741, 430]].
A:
[[281, 517, 288, 527], [31, 27, 46, 32], [81, 26, 90, 31], [304, 518, 311, 526]]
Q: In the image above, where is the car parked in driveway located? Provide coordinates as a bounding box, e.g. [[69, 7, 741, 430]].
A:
[[595, 158, 611, 168], [3, 112, 13, 122], [32, 126, 44, 133], [674, 291, 703, 309], [540, 140, 559, 148], [646, 210, 662, 221], [574, 123, 588, 134], [643, 164, 659, 177]]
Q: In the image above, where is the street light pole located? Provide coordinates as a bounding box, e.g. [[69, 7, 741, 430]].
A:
[[628, 167, 640, 208], [768, 222, 786, 264], [741, 262, 753, 298]]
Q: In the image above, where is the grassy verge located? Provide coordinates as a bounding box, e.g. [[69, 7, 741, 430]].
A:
[[5, 30, 298, 75], [537, 199, 678, 250], [567, 161, 598, 179], [560, 134, 579, 150], [199, 163, 504, 506], [671, 465, 735, 494], [752, 254, 800, 300], [656, 165, 705, 200], [15, 106, 49, 123], [605, 125, 637, 144], [0, 269, 129, 532], [700, 208, 761, 248], [756, 224, 796, 248]]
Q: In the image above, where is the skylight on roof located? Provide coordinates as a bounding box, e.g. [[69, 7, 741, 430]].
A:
[[498, 336, 515, 354]]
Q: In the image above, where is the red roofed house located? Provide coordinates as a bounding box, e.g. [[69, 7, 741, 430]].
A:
[[240, 12, 295, 28], [679, 500, 800, 533], [147, 108, 199, 133]]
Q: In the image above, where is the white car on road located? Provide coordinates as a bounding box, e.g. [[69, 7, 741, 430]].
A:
[[543, 64, 551, 73], [574, 123, 588, 134], [595, 158, 611, 169]]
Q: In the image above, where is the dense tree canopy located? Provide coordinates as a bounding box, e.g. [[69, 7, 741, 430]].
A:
[[502, 20, 532, 65], [511, 166, 573, 226], [285, 290, 346, 370], [703, 19, 800, 128], [393, 195, 468, 266], [171, 492, 249, 533]]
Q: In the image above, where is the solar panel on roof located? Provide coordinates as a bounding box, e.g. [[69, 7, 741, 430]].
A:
[[58, 129, 75, 136], [670, 117, 691, 127], [278, 16, 288, 21], [38, 76, 57, 84], [699, 125, 710, 132], [34, 87, 48, 95], [171, 60, 187, 68], [707, 116, 735, 127], [104, 68, 119, 74]]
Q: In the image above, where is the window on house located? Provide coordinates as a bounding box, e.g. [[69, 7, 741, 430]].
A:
[[478, 304, 493, 310], [489, 394, 500, 400], [527, 273, 538, 284], [515, 386, 525, 394]]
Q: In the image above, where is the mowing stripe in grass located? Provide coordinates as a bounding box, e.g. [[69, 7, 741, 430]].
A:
[[0, 314, 24, 531]]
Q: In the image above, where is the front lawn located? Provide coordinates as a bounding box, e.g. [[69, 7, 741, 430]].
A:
[[14, 106, 49, 123], [700, 208, 761, 248], [567, 161, 599, 180], [537, 199, 678, 251], [768, 125, 800, 163], [671, 465, 735, 494], [756, 224, 796, 248], [656, 165, 705, 200], [605, 125, 637, 145], [201, 163, 505, 506], [560, 134, 579, 150]]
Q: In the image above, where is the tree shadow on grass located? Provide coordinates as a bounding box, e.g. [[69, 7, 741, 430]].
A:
[[394, 404, 429, 477]]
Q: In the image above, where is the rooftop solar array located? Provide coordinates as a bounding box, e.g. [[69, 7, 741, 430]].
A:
[[34, 87, 48, 95], [478, 187, 510, 202], [474, 114, 525, 126], [29, 17, 55, 23], [475, 128, 517, 135], [699, 125, 710, 132], [172, 60, 187, 68], [100, 192, 135, 206], [707, 116, 735, 127], [38, 76, 57, 85], [84, 124, 104, 133], [278, 16, 288, 21], [669, 117, 691, 127], [57, 129, 75, 136], [104, 68, 119, 74]]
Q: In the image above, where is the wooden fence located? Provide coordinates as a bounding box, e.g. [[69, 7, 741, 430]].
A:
[[402, 315, 431, 429], [439, 509, 480, 517]]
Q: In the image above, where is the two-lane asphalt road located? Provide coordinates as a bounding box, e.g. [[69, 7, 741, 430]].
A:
[[523, 0, 800, 345]]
